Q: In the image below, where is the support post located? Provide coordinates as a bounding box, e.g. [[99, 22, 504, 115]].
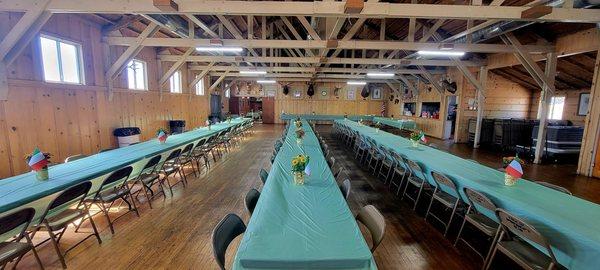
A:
[[474, 66, 488, 148], [577, 49, 600, 176], [534, 52, 557, 164]]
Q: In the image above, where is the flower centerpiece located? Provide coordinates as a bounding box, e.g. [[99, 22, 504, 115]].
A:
[[294, 118, 303, 128], [291, 154, 310, 185], [358, 119, 364, 125], [156, 128, 168, 143], [295, 128, 305, 145], [502, 155, 524, 186], [206, 120, 212, 130], [409, 131, 426, 148], [374, 121, 382, 133], [26, 148, 51, 180], [227, 116, 232, 123]]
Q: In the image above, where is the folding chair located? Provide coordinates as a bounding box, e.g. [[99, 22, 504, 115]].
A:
[[33, 181, 101, 268], [401, 159, 432, 210], [84, 166, 138, 234], [425, 171, 463, 236], [212, 214, 246, 270], [356, 205, 386, 254], [132, 155, 165, 209], [244, 189, 260, 216], [0, 208, 44, 270], [160, 149, 187, 195]]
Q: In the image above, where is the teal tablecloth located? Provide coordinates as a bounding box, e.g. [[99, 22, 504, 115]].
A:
[[336, 120, 600, 270], [372, 117, 417, 130], [281, 114, 376, 121], [233, 120, 376, 270], [0, 118, 251, 220]]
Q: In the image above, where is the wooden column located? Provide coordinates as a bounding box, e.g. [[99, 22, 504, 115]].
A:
[[533, 52, 557, 164], [474, 66, 487, 148], [577, 49, 600, 177]]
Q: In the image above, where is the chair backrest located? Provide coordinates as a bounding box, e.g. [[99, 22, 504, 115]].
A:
[[0, 208, 35, 240], [328, 156, 336, 168], [45, 181, 92, 218], [65, 154, 87, 163], [334, 165, 345, 178], [141, 155, 162, 175], [405, 159, 424, 179], [463, 187, 497, 213], [430, 171, 458, 194], [100, 166, 133, 188], [244, 189, 260, 215], [165, 149, 182, 162], [356, 205, 385, 253], [259, 168, 268, 185], [212, 213, 246, 270], [495, 208, 557, 262], [195, 138, 206, 149], [340, 179, 351, 200], [535, 181, 572, 195], [181, 143, 194, 156]]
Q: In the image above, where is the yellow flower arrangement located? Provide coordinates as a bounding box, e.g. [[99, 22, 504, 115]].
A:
[[291, 154, 310, 172]]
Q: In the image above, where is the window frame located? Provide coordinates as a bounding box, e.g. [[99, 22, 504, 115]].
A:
[[547, 96, 566, 120], [126, 59, 148, 90], [169, 70, 182, 93], [39, 34, 85, 85], [195, 76, 205, 96]]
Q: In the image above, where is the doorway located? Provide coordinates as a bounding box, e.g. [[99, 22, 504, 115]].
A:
[[231, 97, 264, 122], [444, 95, 458, 140]]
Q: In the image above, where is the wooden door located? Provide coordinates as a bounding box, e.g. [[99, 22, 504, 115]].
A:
[[262, 97, 275, 124], [229, 97, 240, 115]]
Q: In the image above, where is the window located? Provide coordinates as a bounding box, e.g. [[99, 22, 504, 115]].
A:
[[40, 35, 84, 84], [169, 70, 182, 93], [225, 88, 230, 98], [195, 76, 205, 95], [548, 96, 565, 120], [126, 59, 147, 90]]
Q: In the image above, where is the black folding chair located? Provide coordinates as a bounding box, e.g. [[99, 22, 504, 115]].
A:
[[33, 181, 101, 268], [132, 155, 165, 209], [159, 149, 187, 195], [84, 166, 138, 234], [0, 208, 44, 270], [244, 189, 260, 216], [212, 214, 246, 270]]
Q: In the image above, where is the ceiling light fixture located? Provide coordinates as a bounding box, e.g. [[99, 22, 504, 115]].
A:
[[195, 47, 244, 52], [257, 80, 276, 84], [366, 72, 395, 77], [347, 81, 367, 85], [417, 50, 465, 57], [240, 70, 267, 75]]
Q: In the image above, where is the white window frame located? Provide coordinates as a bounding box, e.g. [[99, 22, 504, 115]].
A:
[[169, 70, 182, 93], [195, 76, 205, 95], [126, 59, 148, 90], [547, 96, 566, 120], [39, 34, 85, 85]]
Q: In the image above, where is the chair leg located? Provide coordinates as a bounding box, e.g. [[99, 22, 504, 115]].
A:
[[483, 227, 502, 270], [413, 186, 425, 211], [127, 193, 140, 217], [45, 224, 67, 269], [143, 186, 153, 209], [25, 235, 44, 270], [86, 212, 102, 244], [454, 214, 468, 246], [444, 202, 459, 237], [425, 193, 435, 221], [99, 203, 115, 235]]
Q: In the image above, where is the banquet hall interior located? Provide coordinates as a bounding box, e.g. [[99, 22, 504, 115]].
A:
[[0, 1, 599, 269]]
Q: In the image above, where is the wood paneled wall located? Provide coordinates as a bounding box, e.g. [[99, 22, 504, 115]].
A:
[[0, 13, 210, 177]]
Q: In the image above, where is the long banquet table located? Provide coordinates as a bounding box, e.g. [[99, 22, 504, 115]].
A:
[[335, 119, 600, 270], [0, 118, 252, 228], [280, 113, 376, 121], [233, 119, 376, 269], [372, 116, 417, 130]]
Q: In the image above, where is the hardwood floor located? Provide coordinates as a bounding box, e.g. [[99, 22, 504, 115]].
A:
[[12, 123, 599, 270]]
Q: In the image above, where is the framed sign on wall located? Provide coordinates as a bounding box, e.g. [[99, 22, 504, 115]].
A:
[[347, 88, 356, 100]]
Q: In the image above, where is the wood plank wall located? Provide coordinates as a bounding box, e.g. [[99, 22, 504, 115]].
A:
[[529, 89, 589, 126], [0, 13, 211, 177]]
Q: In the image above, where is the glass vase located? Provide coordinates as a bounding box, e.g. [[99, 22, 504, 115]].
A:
[[36, 167, 49, 180], [411, 139, 419, 148], [293, 171, 305, 185], [296, 138, 303, 146], [504, 173, 518, 186]]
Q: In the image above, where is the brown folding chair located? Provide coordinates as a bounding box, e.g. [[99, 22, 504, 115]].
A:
[[33, 181, 101, 268], [356, 205, 386, 253], [0, 208, 44, 270], [486, 209, 562, 270], [84, 166, 138, 234], [425, 171, 463, 236], [455, 187, 500, 267]]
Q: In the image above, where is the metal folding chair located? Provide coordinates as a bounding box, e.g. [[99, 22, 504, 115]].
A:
[[33, 181, 101, 268], [0, 208, 44, 270], [132, 155, 165, 209], [401, 159, 432, 210], [356, 205, 386, 254], [84, 166, 138, 234], [535, 181, 572, 195], [425, 171, 463, 236], [244, 189, 260, 215], [259, 168, 269, 185], [64, 154, 87, 163], [159, 149, 187, 195], [485, 209, 562, 270], [339, 179, 351, 200], [212, 214, 246, 270]]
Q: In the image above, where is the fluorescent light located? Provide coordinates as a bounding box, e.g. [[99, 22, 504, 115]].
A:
[[195, 47, 244, 52], [417, 50, 465, 57], [347, 81, 367, 85], [240, 70, 267, 75], [257, 80, 276, 84], [367, 72, 395, 77]]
